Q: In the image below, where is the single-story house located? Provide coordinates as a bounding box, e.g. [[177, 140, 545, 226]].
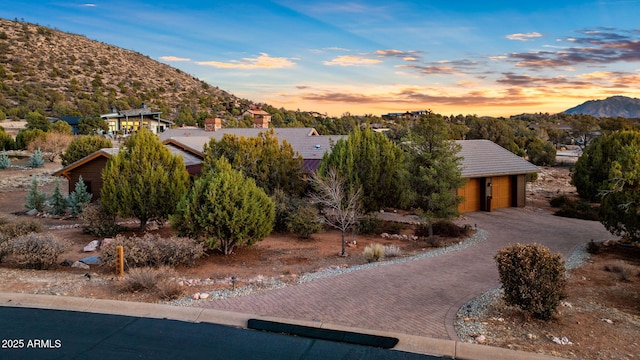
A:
[[100, 104, 173, 135], [456, 139, 539, 213]]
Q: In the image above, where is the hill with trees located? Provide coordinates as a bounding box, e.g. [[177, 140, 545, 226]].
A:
[[0, 18, 244, 126]]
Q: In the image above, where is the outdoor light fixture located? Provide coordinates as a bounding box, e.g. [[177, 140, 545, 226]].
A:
[[231, 276, 236, 290]]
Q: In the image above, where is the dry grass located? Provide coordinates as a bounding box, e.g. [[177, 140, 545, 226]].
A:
[[604, 260, 638, 282], [116, 266, 181, 296]]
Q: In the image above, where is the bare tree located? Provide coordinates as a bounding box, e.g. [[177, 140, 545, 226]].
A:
[[28, 132, 73, 162], [309, 168, 363, 256]]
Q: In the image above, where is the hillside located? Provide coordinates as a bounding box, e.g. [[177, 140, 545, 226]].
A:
[[0, 18, 246, 125], [564, 96, 640, 118]]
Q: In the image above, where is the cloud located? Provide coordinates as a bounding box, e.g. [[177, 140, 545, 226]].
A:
[[196, 53, 297, 69], [397, 59, 478, 75], [496, 72, 593, 87], [323, 55, 382, 66], [159, 56, 191, 62], [81, 3, 97, 7], [376, 49, 423, 61], [506, 32, 543, 41], [506, 28, 640, 68]]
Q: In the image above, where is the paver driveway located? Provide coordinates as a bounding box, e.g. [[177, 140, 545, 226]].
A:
[[196, 209, 615, 340]]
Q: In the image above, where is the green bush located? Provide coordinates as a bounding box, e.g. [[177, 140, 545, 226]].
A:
[[415, 221, 468, 238], [549, 195, 571, 208], [5, 233, 67, 269], [81, 202, 123, 237], [384, 222, 405, 235], [100, 233, 206, 268], [25, 177, 46, 211], [363, 243, 385, 262], [553, 198, 599, 221], [358, 215, 385, 235], [286, 203, 323, 239], [494, 243, 567, 320]]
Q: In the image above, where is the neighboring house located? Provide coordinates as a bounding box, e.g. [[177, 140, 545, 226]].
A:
[[159, 125, 341, 173], [52, 145, 202, 202], [100, 104, 173, 135], [456, 139, 539, 213]]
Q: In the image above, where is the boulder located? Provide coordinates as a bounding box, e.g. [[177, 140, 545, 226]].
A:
[[71, 261, 90, 270], [83, 240, 100, 252]]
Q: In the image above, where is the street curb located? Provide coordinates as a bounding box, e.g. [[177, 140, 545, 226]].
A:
[[0, 292, 562, 359]]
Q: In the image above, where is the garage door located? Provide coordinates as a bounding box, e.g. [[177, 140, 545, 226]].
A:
[[458, 178, 481, 213], [492, 176, 512, 209]]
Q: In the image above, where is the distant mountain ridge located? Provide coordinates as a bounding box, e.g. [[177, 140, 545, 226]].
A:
[[563, 96, 640, 118]]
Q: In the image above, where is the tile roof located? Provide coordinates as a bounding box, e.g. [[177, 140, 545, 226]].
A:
[[456, 139, 539, 178]]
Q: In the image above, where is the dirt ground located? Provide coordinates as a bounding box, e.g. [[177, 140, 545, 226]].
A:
[[1, 159, 639, 359]]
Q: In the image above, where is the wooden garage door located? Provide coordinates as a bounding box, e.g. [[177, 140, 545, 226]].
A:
[[458, 178, 481, 213], [492, 176, 512, 209]]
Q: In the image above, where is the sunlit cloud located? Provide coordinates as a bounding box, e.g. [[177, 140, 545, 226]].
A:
[[196, 53, 297, 69], [81, 3, 96, 7], [506, 32, 543, 41], [323, 55, 382, 66], [160, 56, 191, 62], [376, 49, 423, 62]]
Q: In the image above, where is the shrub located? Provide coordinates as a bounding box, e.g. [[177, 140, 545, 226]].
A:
[[553, 197, 599, 221], [384, 222, 404, 235], [100, 233, 205, 268], [358, 215, 385, 235], [81, 202, 123, 237], [29, 148, 44, 168], [5, 233, 67, 269], [586, 240, 601, 254], [363, 243, 385, 262], [0, 218, 42, 239], [432, 221, 469, 238], [383, 245, 402, 258], [604, 260, 638, 282], [549, 195, 571, 208], [495, 244, 567, 320], [116, 267, 171, 293], [286, 203, 323, 239], [0, 150, 10, 169], [156, 278, 185, 300]]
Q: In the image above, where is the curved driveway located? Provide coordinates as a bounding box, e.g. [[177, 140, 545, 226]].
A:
[[196, 209, 614, 340]]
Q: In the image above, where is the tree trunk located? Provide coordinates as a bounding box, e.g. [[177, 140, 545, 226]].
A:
[[340, 230, 346, 256]]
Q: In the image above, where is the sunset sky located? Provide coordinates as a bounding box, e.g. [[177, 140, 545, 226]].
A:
[[2, 1, 639, 117]]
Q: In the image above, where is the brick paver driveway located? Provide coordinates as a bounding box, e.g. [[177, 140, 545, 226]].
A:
[[196, 209, 614, 340]]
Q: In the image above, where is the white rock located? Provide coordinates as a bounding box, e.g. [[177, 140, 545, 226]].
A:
[[71, 261, 90, 270], [199, 293, 210, 299], [601, 318, 613, 324], [192, 293, 200, 300], [475, 335, 486, 344], [83, 240, 100, 252]]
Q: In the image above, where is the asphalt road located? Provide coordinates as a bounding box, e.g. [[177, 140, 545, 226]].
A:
[[0, 306, 440, 360]]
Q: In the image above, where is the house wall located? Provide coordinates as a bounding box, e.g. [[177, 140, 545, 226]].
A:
[[458, 174, 529, 214], [68, 157, 109, 202]]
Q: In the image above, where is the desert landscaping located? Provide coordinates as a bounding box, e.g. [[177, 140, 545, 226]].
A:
[[0, 155, 639, 360]]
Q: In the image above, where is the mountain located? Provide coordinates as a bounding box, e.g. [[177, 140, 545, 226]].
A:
[[0, 18, 247, 125], [563, 96, 640, 118]]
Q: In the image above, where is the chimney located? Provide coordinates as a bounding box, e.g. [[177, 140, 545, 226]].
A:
[[205, 117, 222, 131], [253, 110, 271, 129]]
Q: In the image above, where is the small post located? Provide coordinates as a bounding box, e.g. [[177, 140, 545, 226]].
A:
[[115, 245, 124, 276], [231, 276, 236, 290]]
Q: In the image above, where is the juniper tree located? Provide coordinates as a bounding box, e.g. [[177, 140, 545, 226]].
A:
[[62, 135, 112, 166], [171, 158, 275, 255], [318, 126, 410, 212], [101, 128, 189, 230]]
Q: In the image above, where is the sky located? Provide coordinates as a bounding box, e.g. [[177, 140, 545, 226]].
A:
[[1, 1, 640, 117]]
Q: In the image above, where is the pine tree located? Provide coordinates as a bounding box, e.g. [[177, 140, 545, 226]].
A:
[[0, 150, 10, 169], [101, 128, 189, 230], [49, 179, 68, 215], [25, 177, 46, 212], [29, 148, 44, 168], [68, 175, 91, 216]]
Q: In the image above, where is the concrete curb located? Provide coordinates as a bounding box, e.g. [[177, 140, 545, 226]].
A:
[[0, 292, 562, 359]]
